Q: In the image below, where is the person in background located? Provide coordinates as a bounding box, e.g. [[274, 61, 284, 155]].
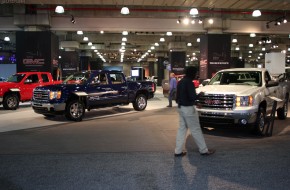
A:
[[167, 72, 177, 107], [174, 66, 215, 157]]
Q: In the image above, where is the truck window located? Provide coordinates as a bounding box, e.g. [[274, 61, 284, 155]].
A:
[[41, 74, 49, 83], [109, 73, 124, 84], [91, 73, 108, 85], [26, 74, 39, 83]]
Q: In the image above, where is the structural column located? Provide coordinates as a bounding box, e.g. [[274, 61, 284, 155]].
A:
[[199, 34, 231, 80]]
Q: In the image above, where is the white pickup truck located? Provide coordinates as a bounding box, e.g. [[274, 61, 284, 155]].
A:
[[196, 68, 289, 135]]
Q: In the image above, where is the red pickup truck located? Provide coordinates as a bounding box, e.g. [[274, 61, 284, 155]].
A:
[[0, 72, 61, 110]]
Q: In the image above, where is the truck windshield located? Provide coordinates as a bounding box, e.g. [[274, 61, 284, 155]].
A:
[[6, 74, 26, 83], [209, 71, 261, 86], [63, 72, 91, 84]]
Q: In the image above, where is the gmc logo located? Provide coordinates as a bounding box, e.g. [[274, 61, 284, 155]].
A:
[[204, 99, 221, 105], [23, 59, 45, 65], [35, 94, 42, 98]]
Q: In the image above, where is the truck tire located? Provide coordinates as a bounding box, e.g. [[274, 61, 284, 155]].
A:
[[277, 96, 288, 120], [254, 107, 266, 136], [133, 94, 147, 111], [65, 100, 85, 121], [3, 94, 19, 110]]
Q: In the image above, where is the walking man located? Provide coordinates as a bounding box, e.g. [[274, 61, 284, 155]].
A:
[[174, 66, 215, 157], [167, 72, 177, 107]]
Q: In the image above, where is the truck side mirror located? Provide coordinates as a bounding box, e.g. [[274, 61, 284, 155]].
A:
[[266, 81, 279, 87]]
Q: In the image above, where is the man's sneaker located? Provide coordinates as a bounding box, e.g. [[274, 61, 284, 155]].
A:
[[200, 149, 215, 156], [174, 152, 187, 157]]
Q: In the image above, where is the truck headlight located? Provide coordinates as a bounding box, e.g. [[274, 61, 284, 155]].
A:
[[236, 96, 253, 106], [49, 91, 61, 100]]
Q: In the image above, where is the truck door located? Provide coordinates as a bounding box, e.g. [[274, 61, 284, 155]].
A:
[[86, 73, 115, 107], [108, 73, 128, 104], [21, 74, 40, 101]]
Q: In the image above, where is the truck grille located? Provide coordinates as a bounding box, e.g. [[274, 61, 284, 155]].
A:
[[33, 90, 49, 101], [197, 94, 235, 110]]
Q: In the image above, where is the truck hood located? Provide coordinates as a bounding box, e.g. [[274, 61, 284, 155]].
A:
[[197, 85, 258, 96]]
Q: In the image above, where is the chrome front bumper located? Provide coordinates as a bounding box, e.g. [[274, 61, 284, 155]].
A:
[[31, 102, 66, 112]]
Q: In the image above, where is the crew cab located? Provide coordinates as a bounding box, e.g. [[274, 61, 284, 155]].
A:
[[196, 68, 289, 135], [0, 72, 61, 110], [31, 70, 155, 121]]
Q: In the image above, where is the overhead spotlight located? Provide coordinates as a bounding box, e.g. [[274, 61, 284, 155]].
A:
[[166, 32, 172, 36], [71, 15, 75, 24], [4, 37, 10, 41], [252, 10, 261, 17], [277, 21, 281, 25], [121, 6, 130, 15], [250, 33, 256, 37], [77, 31, 83, 35], [177, 19, 181, 24], [160, 38, 165, 42], [198, 19, 203, 24], [283, 18, 287, 23], [189, 8, 199, 16], [55, 6, 64, 13], [208, 18, 214, 24], [191, 19, 196, 24], [232, 38, 237, 43], [182, 17, 190, 25]]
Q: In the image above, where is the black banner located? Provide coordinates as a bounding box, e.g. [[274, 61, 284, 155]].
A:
[[169, 52, 185, 75], [16, 31, 59, 72]]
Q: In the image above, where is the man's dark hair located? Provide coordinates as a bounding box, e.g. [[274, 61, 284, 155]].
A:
[[185, 66, 197, 79]]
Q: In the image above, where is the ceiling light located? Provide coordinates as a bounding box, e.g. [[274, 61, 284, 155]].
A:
[[121, 7, 130, 15], [121, 42, 126, 46], [122, 37, 127, 42], [283, 18, 287, 23], [91, 46, 95, 49], [100, 31, 104, 34], [166, 32, 172, 36], [208, 18, 214, 24], [83, 37, 88, 41], [252, 10, 261, 17], [151, 46, 155, 50], [277, 21, 281, 25], [122, 31, 128, 35], [249, 51, 252, 53], [4, 37, 10, 41], [197, 38, 200, 42], [88, 42, 92, 46], [177, 19, 181, 24], [77, 31, 83, 35], [182, 17, 190, 25], [250, 33, 256, 37], [160, 38, 165, 42], [249, 44, 254, 47], [198, 19, 203, 24], [235, 47, 240, 50], [187, 43, 192, 46], [189, 8, 199, 16], [232, 38, 237, 43], [154, 43, 159, 46], [262, 47, 266, 51], [55, 6, 64, 13], [191, 20, 196, 24]]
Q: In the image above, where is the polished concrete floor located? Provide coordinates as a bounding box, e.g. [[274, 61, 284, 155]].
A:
[[0, 87, 289, 190]]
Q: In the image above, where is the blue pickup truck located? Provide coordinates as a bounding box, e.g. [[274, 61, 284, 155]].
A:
[[31, 70, 155, 121]]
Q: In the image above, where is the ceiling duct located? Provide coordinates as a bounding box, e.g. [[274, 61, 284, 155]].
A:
[[60, 41, 80, 49], [14, 14, 51, 27], [168, 42, 186, 51]]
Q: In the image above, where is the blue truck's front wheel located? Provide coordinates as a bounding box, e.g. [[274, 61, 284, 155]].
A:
[[65, 99, 85, 121], [133, 94, 147, 111]]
